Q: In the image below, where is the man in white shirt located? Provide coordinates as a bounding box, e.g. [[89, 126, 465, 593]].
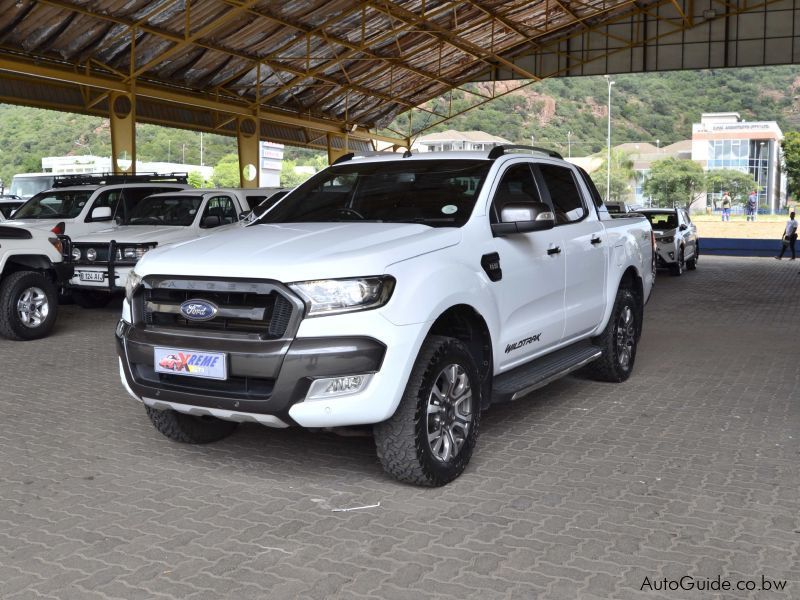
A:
[[776, 211, 798, 260]]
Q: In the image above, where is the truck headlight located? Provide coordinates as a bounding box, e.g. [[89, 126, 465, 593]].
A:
[[86, 248, 97, 262], [71, 247, 82, 261], [125, 269, 143, 303], [289, 276, 395, 317]]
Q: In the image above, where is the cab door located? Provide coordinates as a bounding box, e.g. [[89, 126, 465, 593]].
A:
[[486, 162, 566, 371], [535, 163, 607, 340]]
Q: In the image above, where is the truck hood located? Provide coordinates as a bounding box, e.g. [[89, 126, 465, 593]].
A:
[[72, 225, 204, 246], [135, 222, 461, 282], [2, 219, 65, 232]]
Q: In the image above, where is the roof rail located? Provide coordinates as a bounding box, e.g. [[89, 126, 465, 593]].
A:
[[332, 149, 412, 165], [52, 172, 189, 187], [488, 145, 563, 160]]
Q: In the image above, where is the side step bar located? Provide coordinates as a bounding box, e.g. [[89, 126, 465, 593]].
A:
[[492, 342, 602, 404]]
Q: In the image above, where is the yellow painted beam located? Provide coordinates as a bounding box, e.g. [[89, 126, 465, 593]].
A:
[[237, 117, 260, 188], [109, 92, 136, 174]]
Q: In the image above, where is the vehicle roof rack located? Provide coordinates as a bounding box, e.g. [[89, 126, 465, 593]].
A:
[[488, 145, 563, 160], [52, 172, 189, 187], [332, 149, 412, 165]]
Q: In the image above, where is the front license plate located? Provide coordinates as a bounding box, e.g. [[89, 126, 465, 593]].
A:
[[154, 347, 227, 380], [78, 271, 105, 282]]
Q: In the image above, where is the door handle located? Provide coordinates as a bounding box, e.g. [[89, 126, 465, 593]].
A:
[[547, 246, 561, 256], [590, 236, 602, 245]]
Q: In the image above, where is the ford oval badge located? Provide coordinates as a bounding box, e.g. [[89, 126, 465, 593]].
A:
[[179, 299, 219, 321]]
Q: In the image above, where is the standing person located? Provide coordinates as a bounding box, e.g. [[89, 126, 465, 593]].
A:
[[720, 191, 731, 221], [776, 211, 798, 260], [747, 190, 758, 222]]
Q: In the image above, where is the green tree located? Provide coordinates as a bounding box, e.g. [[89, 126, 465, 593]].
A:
[[704, 168, 757, 206], [187, 171, 206, 188], [210, 153, 240, 187], [280, 159, 314, 187], [643, 158, 705, 208], [781, 131, 800, 198], [590, 149, 635, 202]]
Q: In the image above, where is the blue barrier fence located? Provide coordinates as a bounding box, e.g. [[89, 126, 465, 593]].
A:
[[702, 238, 785, 257]]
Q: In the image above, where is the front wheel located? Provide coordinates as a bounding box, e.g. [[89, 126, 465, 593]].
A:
[[670, 248, 685, 276], [585, 288, 641, 383], [374, 336, 481, 487], [0, 271, 58, 341]]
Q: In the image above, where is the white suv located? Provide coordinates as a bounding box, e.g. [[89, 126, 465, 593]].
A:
[[6, 173, 190, 237], [117, 147, 654, 486]]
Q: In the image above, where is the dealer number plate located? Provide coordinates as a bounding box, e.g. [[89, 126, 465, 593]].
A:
[[154, 347, 227, 380]]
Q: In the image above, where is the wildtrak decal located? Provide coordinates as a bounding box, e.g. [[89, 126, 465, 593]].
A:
[[505, 333, 542, 354]]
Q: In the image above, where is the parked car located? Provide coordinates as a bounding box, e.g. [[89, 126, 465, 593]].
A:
[[67, 189, 257, 307], [116, 146, 655, 486], [0, 225, 73, 340], [639, 208, 699, 275], [6, 172, 190, 237], [0, 195, 24, 220]]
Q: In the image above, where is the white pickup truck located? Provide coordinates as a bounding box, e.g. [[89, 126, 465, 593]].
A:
[[67, 188, 280, 308], [116, 147, 655, 486]]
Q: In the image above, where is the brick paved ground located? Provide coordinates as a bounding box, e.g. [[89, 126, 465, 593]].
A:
[[1, 255, 798, 599]]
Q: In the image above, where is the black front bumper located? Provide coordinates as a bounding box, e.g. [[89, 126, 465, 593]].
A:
[[116, 322, 386, 425]]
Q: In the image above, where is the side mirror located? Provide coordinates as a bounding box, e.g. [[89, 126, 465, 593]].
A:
[[679, 223, 688, 231], [202, 215, 222, 228], [238, 211, 251, 221], [491, 202, 555, 236], [90, 206, 113, 221]]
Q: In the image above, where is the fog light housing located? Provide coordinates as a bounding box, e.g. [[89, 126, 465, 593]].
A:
[[668, 251, 675, 259], [86, 248, 97, 261], [306, 374, 372, 401]]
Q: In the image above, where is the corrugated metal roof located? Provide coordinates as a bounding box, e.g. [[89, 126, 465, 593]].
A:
[[0, 0, 661, 146]]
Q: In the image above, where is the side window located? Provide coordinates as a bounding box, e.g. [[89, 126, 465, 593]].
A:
[[490, 163, 543, 223], [87, 189, 123, 220], [202, 196, 237, 227], [538, 164, 587, 225]]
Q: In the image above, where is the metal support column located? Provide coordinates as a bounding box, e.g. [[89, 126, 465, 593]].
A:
[[109, 92, 136, 174], [326, 133, 350, 164], [237, 117, 260, 188]]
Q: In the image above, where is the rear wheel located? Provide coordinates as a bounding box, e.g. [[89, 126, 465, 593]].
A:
[[71, 289, 112, 309], [145, 407, 238, 444], [0, 271, 58, 341], [585, 287, 641, 383], [374, 336, 481, 486]]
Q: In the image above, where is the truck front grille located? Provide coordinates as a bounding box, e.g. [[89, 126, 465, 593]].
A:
[[138, 278, 300, 339]]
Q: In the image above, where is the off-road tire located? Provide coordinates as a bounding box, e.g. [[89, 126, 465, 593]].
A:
[[374, 336, 481, 487], [0, 271, 58, 341], [585, 288, 641, 383], [71, 289, 112, 309], [145, 407, 238, 444], [686, 244, 698, 270], [670, 248, 685, 276]]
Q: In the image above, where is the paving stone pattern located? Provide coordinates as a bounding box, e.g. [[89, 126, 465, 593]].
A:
[[0, 255, 798, 599]]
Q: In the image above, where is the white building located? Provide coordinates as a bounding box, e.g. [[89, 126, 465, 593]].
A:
[[412, 130, 511, 153], [691, 112, 784, 212], [259, 141, 284, 187], [41, 155, 213, 181]]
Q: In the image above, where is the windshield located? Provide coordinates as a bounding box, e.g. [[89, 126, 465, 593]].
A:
[[124, 195, 202, 226], [644, 212, 678, 230], [9, 175, 55, 199], [261, 160, 491, 227], [12, 190, 93, 219]]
